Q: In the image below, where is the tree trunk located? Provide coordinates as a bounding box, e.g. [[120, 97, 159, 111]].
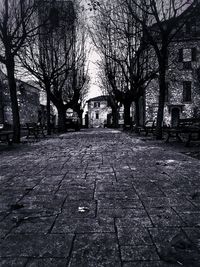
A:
[[134, 100, 140, 133], [124, 101, 131, 129], [6, 56, 20, 143], [135, 100, 140, 127], [155, 63, 166, 140], [112, 107, 118, 128], [45, 84, 51, 135], [57, 105, 66, 132]]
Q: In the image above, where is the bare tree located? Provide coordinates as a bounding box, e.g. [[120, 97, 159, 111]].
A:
[[124, 0, 197, 138], [19, 27, 75, 133], [0, 0, 40, 142], [96, 63, 120, 128], [65, 23, 90, 122], [19, 1, 76, 133], [89, 0, 157, 128]]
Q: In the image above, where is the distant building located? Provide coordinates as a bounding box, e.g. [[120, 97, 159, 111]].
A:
[[0, 71, 40, 125], [87, 95, 128, 128], [87, 96, 111, 128], [144, 3, 200, 127]]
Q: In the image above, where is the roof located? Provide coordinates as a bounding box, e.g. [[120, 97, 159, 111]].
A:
[[87, 95, 109, 102], [148, 1, 199, 33], [0, 69, 41, 92]]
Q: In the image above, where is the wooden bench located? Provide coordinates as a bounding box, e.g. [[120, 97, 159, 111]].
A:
[[26, 123, 45, 139], [165, 118, 200, 146], [136, 120, 156, 136], [0, 124, 13, 145]]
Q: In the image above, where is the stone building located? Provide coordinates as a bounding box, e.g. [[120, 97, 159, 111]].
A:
[[0, 71, 40, 126], [144, 3, 200, 127], [87, 95, 128, 128], [87, 96, 111, 128]]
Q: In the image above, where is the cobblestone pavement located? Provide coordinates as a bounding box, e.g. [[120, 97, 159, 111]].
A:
[[0, 128, 200, 267]]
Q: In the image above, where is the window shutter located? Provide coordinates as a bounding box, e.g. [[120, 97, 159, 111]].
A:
[[165, 83, 169, 102], [183, 81, 191, 102], [178, 48, 183, 62], [192, 48, 197, 61]]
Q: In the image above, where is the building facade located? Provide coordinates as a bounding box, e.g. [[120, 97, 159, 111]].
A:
[[144, 4, 200, 127], [0, 71, 40, 126], [87, 96, 111, 128], [87, 95, 131, 128]]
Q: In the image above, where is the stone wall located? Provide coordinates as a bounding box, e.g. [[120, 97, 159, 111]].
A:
[[145, 38, 200, 126], [0, 72, 40, 126], [88, 99, 112, 128]]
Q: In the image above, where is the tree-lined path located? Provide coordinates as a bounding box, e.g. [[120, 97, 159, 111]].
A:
[[0, 129, 200, 266]]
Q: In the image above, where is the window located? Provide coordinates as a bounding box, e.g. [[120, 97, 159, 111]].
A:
[[192, 48, 197, 61], [191, 19, 197, 35], [96, 112, 99, 119], [165, 83, 169, 102], [119, 113, 124, 120], [183, 81, 192, 102], [179, 48, 197, 63], [94, 102, 100, 108], [178, 48, 183, 62], [183, 61, 192, 69], [166, 50, 169, 68], [183, 48, 192, 62], [49, 7, 59, 28], [185, 22, 191, 34]]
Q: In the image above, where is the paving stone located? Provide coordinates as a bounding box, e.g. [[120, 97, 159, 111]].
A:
[[148, 227, 185, 244], [68, 233, 121, 266], [116, 216, 153, 229], [0, 129, 200, 265], [12, 216, 56, 234], [61, 200, 97, 218], [99, 210, 152, 227], [117, 225, 153, 246], [135, 184, 165, 197], [121, 245, 159, 261], [0, 234, 74, 258], [177, 212, 200, 227], [98, 199, 143, 209], [0, 218, 16, 238], [26, 258, 68, 267], [183, 227, 200, 250], [52, 217, 114, 233], [9, 199, 62, 218], [95, 191, 138, 200], [148, 207, 186, 227], [149, 227, 200, 265], [0, 258, 28, 267], [58, 189, 94, 200], [122, 261, 180, 266]]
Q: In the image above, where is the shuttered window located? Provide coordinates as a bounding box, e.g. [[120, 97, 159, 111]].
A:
[[192, 47, 197, 61], [183, 81, 192, 102], [178, 48, 183, 62]]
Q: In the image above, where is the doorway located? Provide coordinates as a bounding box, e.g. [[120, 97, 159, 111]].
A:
[[171, 108, 180, 127]]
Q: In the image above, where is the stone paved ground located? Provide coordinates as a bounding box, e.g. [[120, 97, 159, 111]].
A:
[[0, 128, 200, 267]]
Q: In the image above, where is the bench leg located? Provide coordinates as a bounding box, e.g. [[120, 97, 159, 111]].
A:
[[7, 135, 12, 145], [185, 133, 192, 147], [26, 130, 30, 139], [176, 133, 183, 142], [41, 129, 45, 137], [165, 132, 170, 143], [34, 129, 38, 139]]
